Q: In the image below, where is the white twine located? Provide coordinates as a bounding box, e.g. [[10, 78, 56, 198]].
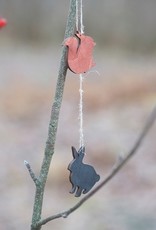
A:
[[76, 0, 85, 148], [76, 0, 84, 33], [79, 74, 84, 147], [80, 0, 84, 34], [76, 0, 79, 31]]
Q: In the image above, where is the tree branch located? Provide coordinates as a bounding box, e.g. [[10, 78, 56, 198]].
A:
[[36, 106, 156, 227], [30, 0, 76, 229], [24, 160, 39, 186]]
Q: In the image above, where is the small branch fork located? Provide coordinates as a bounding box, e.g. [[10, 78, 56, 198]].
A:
[[24, 161, 39, 186], [31, 106, 156, 228]]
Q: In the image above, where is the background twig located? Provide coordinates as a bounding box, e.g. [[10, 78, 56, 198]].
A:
[[36, 106, 156, 227]]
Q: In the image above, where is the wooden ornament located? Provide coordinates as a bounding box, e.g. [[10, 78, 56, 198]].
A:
[[68, 146, 100, 197], [64, 32, 96, 74]]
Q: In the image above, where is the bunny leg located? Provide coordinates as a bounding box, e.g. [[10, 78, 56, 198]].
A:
[[70, 184, 76, 194], [75, 187, 83, 197], [83, 187, 90, 194]]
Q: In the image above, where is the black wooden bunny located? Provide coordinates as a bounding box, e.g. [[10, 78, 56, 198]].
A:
[[68, 146, 100, 197]]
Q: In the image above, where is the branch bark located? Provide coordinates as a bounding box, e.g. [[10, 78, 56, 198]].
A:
[[36, 106, 156, 227], [30, 1, 76, 229]]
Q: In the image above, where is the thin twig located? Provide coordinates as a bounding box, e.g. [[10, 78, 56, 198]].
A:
[[36, 106, 156, 227], [24, 160, 39, 186]]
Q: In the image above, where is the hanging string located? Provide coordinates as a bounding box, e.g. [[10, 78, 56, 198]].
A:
[[80, 0, 84, 34], [76, 0, 84, 33], [79, 73, 84, 147], [76, 0, 79, 32], [76, 0, 85, 148]]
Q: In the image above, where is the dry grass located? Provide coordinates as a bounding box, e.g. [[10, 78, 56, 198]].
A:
[[0, 78, 53, 122]]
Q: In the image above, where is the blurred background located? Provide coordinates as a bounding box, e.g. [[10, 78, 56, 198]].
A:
[[0, 0, 156, 229]]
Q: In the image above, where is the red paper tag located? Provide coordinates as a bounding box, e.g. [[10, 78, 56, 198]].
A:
[[64, 32, 96, 74], [0, 18, 7, 29]]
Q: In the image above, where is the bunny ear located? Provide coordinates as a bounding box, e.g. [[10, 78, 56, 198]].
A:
[[82, 146, 85, 154], [78, 146, 85, 155], [77, 146, 85, 162], [71, 146, 78, 159]]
